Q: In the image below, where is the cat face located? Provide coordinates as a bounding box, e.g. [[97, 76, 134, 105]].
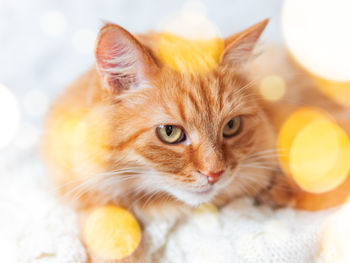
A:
[[93, 20, 274, 206]]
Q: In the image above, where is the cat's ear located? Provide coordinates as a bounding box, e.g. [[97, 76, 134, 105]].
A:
[[95, 24, 158, 93], [220, 19, 269, 67]]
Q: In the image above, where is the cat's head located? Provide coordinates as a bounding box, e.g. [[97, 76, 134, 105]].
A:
[[93, 19, 275, 206]]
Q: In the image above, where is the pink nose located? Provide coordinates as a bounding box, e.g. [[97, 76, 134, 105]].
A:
[[206, 170, 225, 185]]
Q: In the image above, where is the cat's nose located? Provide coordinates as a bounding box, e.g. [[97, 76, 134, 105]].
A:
[[206, 170, 225, 185]]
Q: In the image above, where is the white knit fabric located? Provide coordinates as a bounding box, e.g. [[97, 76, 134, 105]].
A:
[[0, 152, 346, 263]]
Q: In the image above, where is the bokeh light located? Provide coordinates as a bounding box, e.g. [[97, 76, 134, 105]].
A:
[[157, 34, 224, 73], [282, 0, 350, 82], [294, 177, 350, 211], [314, 77, 350, 108], [46, 107, 111, 179], [278, 107, 350, 193], [22, 89, 49, 118], [290, 118, 350, 193], [40, 10, 67, 37], [0, 84, 20, 149], [277, 107, 326, 175], [46, 108, 88, 172], [194, 202, 219, 215], [193, 203, 219, 230], [71, 109, 111, 177], [84, 205, 141, 260], [156, 3, 224, 73], [73, 29, 96, 54], [259, 75, 286, 101], [160, 1, 219, 40], [13, 123, 40, 151]]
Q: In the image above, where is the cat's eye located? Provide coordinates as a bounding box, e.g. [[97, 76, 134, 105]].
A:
[[223, 116, 241, 138], [156, 125, 186, 144]]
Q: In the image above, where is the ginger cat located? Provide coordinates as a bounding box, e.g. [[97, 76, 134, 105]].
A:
[[43, 19, 350, 262]]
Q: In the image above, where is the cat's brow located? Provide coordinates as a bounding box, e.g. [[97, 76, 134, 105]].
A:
[[113, 127, 149, 150], [175, 96, 187, 122]]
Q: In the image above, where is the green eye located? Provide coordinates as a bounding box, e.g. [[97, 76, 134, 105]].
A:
[[223, 116, 241, 137], [156, 125, 186, 144]]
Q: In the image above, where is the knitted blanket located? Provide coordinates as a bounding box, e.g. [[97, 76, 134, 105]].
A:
[[0, 152, 345, 263]]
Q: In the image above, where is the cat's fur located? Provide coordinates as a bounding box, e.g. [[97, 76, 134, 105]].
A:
[[43, 19, 349, 262]]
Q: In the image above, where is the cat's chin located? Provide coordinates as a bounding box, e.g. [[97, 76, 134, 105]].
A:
[[167, 186, 217, 207]]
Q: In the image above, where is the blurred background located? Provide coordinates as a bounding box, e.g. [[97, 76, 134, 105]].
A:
[[0, 0, 349, 161], [0, 0, 284, 161]]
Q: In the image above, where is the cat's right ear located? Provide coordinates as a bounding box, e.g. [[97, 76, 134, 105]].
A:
[[95, 24, 158, 94], [220, 19, 269, 67]]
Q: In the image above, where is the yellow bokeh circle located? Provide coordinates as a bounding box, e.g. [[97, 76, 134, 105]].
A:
[[290, 119, 350, 193], [157, 33, 224, 74], [71, 109, 111, 177], [277, 107, 350, 193], [194, 203, 219, 216], [46, 107, 111, 178], [84, 205, 141, 260], [46, 108, 88, 171], [156, 9, 224, 74], [259, 75, 286, 102], [277, 107, 326, 175]]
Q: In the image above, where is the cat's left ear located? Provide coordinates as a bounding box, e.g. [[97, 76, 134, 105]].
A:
[[220, 19, 269, 67]]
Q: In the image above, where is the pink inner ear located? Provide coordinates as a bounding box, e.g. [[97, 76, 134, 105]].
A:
[[100, 42, 139, 92], [95, 24, 151, 93], [98, 41, 129, 69]]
